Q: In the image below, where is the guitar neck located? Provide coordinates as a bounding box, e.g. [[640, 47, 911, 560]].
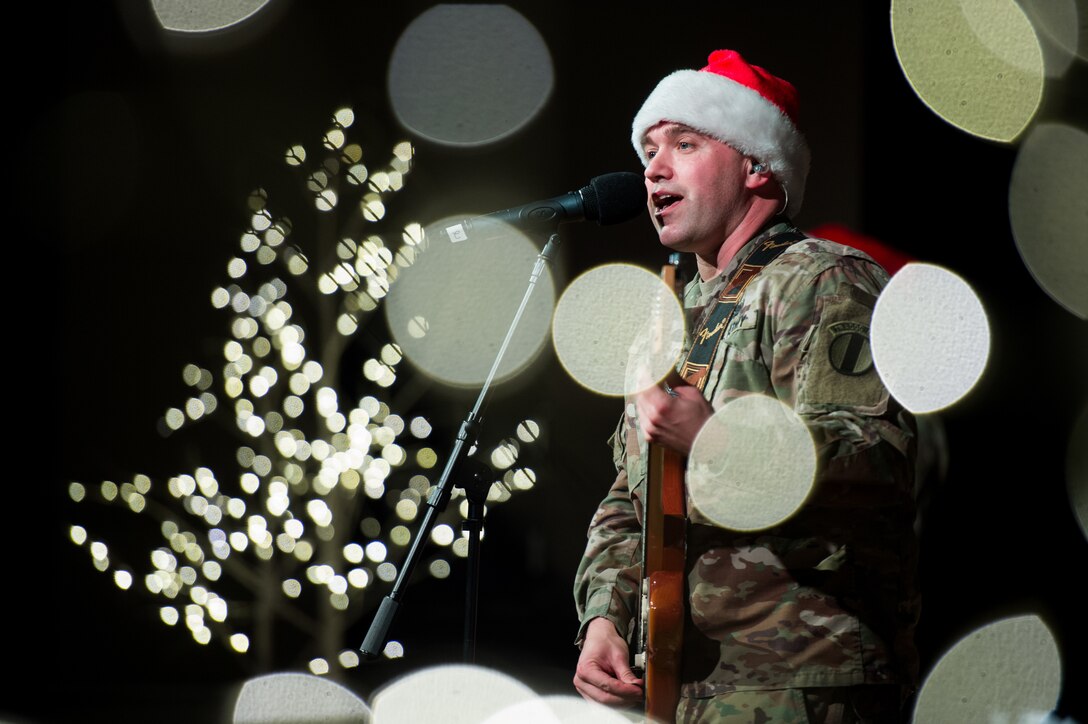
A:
[[636, 255, 688, 724]]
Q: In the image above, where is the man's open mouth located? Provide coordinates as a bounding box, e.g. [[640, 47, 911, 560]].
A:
[[653, 193, 681, 215]]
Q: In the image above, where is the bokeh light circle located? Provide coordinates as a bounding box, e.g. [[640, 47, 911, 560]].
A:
[[384, 219, 554, 388], [233, 673, 371, 723], [552, 264, 685, 397], [370, 664, 536, 723], [871, 263, 990, 413], [1009, 123, 1088, 319], [687, 395, 816, 532], [1018, 0, 1083, 73], [151, 0, 271, 33], [912, 615, 1061, 723], [388, 5, 553, 146], [481, 694, 633, 723], [891, 0, 1044, 142]]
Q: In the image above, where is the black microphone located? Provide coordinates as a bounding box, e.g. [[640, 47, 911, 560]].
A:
[[433, 172, 646, 243]]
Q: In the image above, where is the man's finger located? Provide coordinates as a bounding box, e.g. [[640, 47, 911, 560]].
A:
[[639, 381, 669, 408], [573, 672, 642, 707], [582, 659, 642, 692]]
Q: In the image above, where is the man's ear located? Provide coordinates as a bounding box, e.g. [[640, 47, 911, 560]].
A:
[[745, 160, 774, 190]]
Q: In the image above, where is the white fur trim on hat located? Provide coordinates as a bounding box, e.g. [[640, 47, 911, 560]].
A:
[[632, 69, 810, 217]]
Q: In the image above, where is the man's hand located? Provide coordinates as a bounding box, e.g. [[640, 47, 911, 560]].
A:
[[573, 617, 644, 707], [636, 376, 712, 455]]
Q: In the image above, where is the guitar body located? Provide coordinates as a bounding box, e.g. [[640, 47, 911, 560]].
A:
[[642, 443, 686, 723], [634, 257, 687, 723]]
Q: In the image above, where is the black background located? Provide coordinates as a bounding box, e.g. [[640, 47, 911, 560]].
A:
[[11, 1, 1088, 721]]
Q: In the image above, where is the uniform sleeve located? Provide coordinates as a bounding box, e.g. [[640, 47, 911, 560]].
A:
[[767, 252, 915, 498], [572, 417, 643, 645], [764, 251, 921, 681]]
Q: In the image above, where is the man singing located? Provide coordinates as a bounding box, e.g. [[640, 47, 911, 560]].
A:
[[573, 50, 920, 723]]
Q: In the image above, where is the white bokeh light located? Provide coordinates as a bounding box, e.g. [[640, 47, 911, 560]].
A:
[[384, 219, 554, 387], [871, 263, 990, 413], [1008, 123, 1088, 320], [370, 664, 536, 724], [1018, 0, 1083, 73], [913, 614, 1061, 723], [891, 0, 1045, 142], [687, 395, 816, 531], [151, 0, 271, 33], [233, 673, 370, 723], [388, 5, 553, 146], [552, 264, 685, 397], [482, 694, 633, 724]]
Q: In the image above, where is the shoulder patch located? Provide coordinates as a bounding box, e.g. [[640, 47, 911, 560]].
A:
[[799, 284, 888, 411], [827, 321, 873, 376]]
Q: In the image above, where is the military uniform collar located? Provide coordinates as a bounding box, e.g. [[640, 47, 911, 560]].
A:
[[707, 215, 797, 290]]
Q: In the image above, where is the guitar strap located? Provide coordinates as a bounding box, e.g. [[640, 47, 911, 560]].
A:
[[679, 228, 805, 390]]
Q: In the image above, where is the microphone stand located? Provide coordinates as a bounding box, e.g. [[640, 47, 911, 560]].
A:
[[360, 231, 561, 663]]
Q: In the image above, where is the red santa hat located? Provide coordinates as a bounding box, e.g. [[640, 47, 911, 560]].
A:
[[632, 50, 811, 217], [807, 222, 915, 276]]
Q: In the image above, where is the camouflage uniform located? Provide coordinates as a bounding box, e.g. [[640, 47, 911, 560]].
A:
[[574, 218, 920, 722]]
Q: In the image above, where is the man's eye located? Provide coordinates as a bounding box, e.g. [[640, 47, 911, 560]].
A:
[[678, 141, 692, 150], [646, 150, 657, 159]]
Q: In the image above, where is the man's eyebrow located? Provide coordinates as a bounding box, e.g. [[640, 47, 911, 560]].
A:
[[642, 123, 703, 148]]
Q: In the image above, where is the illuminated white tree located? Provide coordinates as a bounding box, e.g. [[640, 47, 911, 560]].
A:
[[66, 107, 541, 677]]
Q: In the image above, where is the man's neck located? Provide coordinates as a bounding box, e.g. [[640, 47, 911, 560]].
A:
[[695, 209, 781, 281]]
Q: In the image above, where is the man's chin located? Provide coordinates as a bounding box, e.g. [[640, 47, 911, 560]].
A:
[[656, 231, 690, 252]]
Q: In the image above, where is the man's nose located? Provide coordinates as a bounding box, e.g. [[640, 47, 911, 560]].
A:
[[644, 151, 670, 181]]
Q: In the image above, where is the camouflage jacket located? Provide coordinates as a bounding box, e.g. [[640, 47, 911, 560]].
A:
[[574, 218, 920, 697]]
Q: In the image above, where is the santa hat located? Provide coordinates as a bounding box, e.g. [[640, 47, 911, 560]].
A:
[[807, 222, 915, 276], [632, 49, 810, 217]]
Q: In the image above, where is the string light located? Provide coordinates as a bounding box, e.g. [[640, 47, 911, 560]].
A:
[[65, 106, 541, 677]]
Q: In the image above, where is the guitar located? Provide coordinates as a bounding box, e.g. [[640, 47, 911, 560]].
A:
[[632, 255, 687, 723]]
